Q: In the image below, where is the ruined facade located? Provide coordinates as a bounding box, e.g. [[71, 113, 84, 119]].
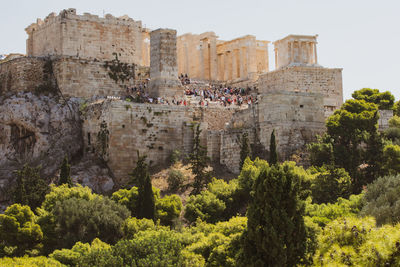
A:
[[177, 33, 269, 82], [0, 9, 348, 183]]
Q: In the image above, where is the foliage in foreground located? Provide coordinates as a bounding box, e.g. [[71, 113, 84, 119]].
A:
[[239, 163, 307, 266], [361, 174, 400, 225], [314, 217, 400, 266]]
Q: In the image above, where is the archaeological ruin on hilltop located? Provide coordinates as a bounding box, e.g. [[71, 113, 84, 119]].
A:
[[0, 8, 345, 186]]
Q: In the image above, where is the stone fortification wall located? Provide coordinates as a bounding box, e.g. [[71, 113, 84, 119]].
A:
[[53, 57, 136, 98], [259, 66, 342, 118], [25, 9, 147, 65], [0, 56, 136, 98], [82, 99, 244, 183], [0, 57, 47, 95], [257, 66, 326, 158], [83, 100, 196, 184], [220, 128, 256, 173]]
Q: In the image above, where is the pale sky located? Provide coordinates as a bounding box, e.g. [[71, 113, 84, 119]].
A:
[[1, 0, 399, 100]]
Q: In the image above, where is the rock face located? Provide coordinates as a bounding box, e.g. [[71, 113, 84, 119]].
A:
[[0, 92, 82, 202], [70, 154, 115, 193]]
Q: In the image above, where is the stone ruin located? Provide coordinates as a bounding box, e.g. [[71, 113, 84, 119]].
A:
[[0, 8, 348, 185]]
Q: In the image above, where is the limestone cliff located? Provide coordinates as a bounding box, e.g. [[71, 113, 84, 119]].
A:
[[0, 93, 82, 203]]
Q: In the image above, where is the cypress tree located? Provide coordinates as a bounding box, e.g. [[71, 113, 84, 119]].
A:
[[239, 132, 251, 171], [239, 164, 307, 266], [59, 155, 72, 187], [12, 165, 49, 210], [130, 152, 155, 220], [189, 124, 211, 195], [269, 129, 278, 164]]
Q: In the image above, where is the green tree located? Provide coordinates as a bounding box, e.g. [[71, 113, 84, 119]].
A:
[[239, 132, 251, 171], [12, 165, 49, 211], [326, 99, 380, 190], [309, 165, 352, 204], [269, 129, 278, 164], [382, 144, 400, 175], [307, 134, 334, 167], [0, 204, 43, 257], [58, 155, 72, 187], [189, 124, 211, 195], [130, 152, 155, 221], [352, 88, 395, 110], [37, 184, 129, 252], [239, 164, 307, 266]]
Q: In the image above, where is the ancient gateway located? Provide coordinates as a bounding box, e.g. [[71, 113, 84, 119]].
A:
[[0, 9, 344, 183]]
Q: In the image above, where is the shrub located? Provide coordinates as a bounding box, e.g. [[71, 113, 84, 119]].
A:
[[167, 169, 185, 191], [0, 256, 64, 267], [305, 194, 363, 227], [156, 194, 183, 227], [361, 174, 400, 225], [184, 191, 226, 224], [0, 204, 43, 257], [309, 165, 352, 204], [50, 238, 111, 266]]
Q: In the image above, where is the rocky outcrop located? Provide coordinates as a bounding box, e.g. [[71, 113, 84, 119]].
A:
[[0, 92, 82, 202]]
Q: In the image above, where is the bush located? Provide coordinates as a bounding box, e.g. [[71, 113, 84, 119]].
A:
[[0, 204, 43, 257], [309, 165, 352, 204], [361, 174, 400, 225], [167, 169, 185, 191], [38, 185, 129, 252], [50, 238, 111, 266], [313, 216, 376, 266], [305, 194, 363, 227], [112, 186, 182, 227], [122, 217, 156, 239], [156, 194, 183, 226], [111, 229, 200, 266], [0, 256, 64, 267], [184, 191, 226, 224]]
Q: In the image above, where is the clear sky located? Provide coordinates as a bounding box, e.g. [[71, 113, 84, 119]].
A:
[[1, 0, 399, 100]]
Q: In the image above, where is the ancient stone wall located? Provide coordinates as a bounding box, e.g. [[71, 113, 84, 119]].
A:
[[259, 65, 342, 118], [220, 128, 256, 173], [82, 99, 245, 182], [257, 66, 326, 158], [148, 29, 182, 98], [25, 9, 148, 65], [0, 57, 47, 95], [53, 56, 136, 98], [0, 56, 137, 98]]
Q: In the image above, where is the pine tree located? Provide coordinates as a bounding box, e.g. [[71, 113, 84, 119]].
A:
[[239, 164, 307, 266], [269, 129, 278, 164], [59, 155, 72, 187], [130, 152, 155, 220], [239, 132, 251, 171], [189, 124, 211, 195]]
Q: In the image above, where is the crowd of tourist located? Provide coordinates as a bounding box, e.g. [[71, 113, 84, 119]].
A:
[[179, 73, 191, 85], [120, 75, 256, 107]]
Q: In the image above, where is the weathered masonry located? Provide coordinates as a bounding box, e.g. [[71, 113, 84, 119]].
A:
[[0, 9, 347, 180]]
